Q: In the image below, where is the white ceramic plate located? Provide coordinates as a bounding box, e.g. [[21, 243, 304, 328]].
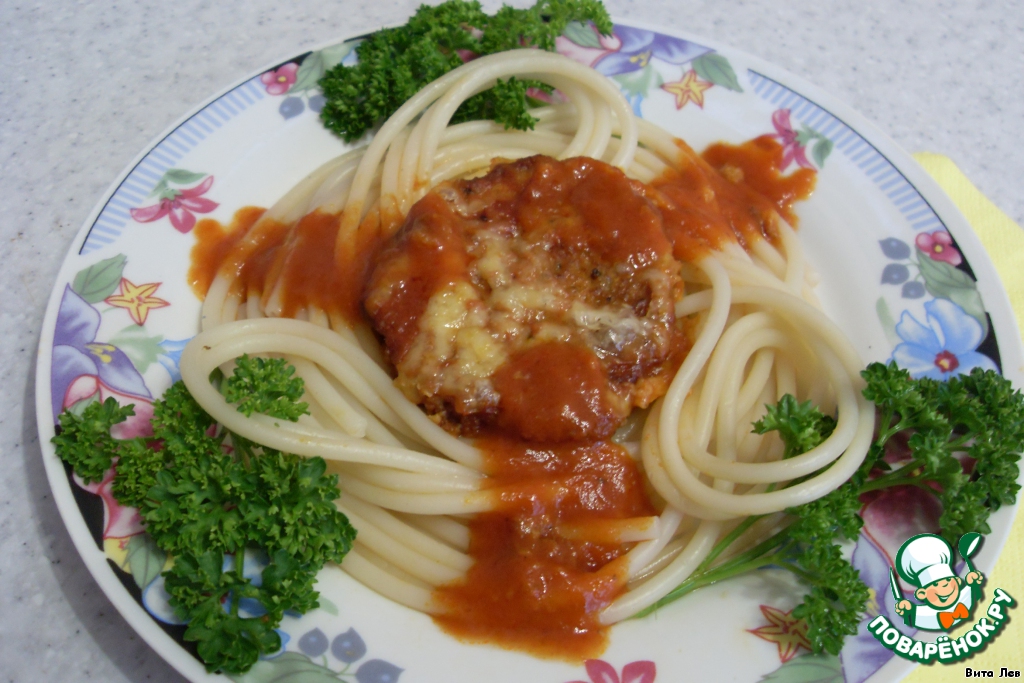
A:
[[35, 19, 1024, 683]]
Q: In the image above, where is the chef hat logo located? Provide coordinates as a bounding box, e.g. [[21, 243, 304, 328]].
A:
[[895, 533, 956, 588]]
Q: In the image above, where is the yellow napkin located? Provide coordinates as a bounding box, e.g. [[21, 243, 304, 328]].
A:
[[902, 153, 1024, 679]]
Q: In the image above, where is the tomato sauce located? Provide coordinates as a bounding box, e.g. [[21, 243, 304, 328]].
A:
[[432, 437, 656, 660], [188, 206, 385, 322], [188, 206, 265, 299], [515, 156, 673, 269], [647, 137, 815, 262], [702, 135, 816, 227], [491, 341, 622, 443]]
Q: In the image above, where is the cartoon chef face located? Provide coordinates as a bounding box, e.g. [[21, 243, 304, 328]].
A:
[[893, 532, 985, 631], [895, 534, 957, 597], [915, 575, 964, 609]]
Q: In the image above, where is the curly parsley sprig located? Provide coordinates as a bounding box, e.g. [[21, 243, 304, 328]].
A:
[[53, 397, 138, 484], [638, 363, 1023, 655], [54, 355, 356, 674], [317, 0, 613, 141]]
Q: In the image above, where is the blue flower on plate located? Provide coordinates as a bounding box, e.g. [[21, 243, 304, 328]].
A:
[[332, 628, 367, 663], [298, 628, 329, 657], [157, 337, 191, 383], [355, 659, 403, 683], [891, 298, 998, 380], [50, 285, 151, 421], [594, 25, 711, 77], [142, 574, 188, 626]]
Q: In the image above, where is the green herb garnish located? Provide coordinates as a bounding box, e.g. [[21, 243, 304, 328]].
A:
[[54, 397, 137, 484], [54, 358, 356, 674], [224, 354, 309, 421], [318, 0, 613, 141]]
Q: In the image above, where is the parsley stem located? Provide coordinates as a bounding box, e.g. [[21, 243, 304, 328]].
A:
[[637, 552, 782, 617], [947, 433, 972, 450], [874, 411, 902, 446], [231, 551, 245, 618], [715, 525, 792, 569], [858, 456, 937, 492], [777, 561, 816, 585], [694, 514, 764, 574], [634, 528, 795, 618]]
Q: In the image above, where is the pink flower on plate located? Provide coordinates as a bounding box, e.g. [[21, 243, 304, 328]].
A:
[[67, 380, 154, 540], [261, 62, 299, 95], [555, 29, 622, 68], [769, 109, 813, 170], [64, 375, 155, 441], [130, 175, 218, 233], [76, 463, 145, 539], [567, 659, 656, 683], [915, 230, 962, 266], [859, 484, 944, 567]]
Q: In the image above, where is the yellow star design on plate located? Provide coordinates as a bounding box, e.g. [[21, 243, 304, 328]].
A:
[[105, 278, 170, 326], [661, 70, 714, 109], [747, 604, 812, 663]]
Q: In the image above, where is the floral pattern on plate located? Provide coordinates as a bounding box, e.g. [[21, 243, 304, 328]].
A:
[[130, 169, 219, 234], [565, 659, 656, 683], [53, 252, 403, 679], [261, 42, 358, 120], [557, 22, 738, 115], [876, 232, 999, 379]]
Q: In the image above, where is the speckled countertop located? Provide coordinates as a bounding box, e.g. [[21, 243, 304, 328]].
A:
[[1, 1, 1022, 681]]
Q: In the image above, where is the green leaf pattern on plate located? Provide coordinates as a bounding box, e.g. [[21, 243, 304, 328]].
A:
[[71, 254, 127, 303], [126, 533, 167, 590], [292, 43, 357, 94], [108, 325, 168, 374], [915, 247, 988, 337], [150, 169, 208, 200], [759, 653, 844, 683], [693, 52, 743, 92], [563, 20, 603, 48], [614, 63, 664, 101]]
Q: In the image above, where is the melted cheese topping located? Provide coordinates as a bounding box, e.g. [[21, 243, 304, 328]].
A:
[[364, 155, 686, 440]]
